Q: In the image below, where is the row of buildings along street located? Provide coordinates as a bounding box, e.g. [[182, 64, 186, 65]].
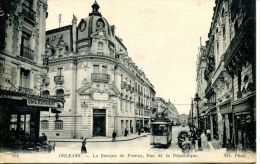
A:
[[0, 0, 181, 151], [0, 0, 256, 159], [188, 0, 255, 152]]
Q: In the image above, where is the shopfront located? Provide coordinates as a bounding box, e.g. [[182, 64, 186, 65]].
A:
[[0, 88, 62, 149], [233, 94, 256, 151], [219, 101, 232, 147]]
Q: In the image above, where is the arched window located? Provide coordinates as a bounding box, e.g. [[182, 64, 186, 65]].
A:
[[54, 120, 63, 130], [56, 89, 64, 99], [41, 120, 49, 129], [42, 90, 50, 96], [98, 42, 103, 51]]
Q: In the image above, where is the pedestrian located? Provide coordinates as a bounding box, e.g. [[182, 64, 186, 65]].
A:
[[226, 139, 235, 152], [112, 130, 116, 142], [124, 128, 127, 137], [191, 130, 196, 151], [197, 132, 202, 151], [53, 142, 56, 152], [81, 141, 87, 153], [206, 128, 211, 141], [138, 128, 141, 135]]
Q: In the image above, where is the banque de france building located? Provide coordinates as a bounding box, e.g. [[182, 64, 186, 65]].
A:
[[40, 1, 156, 139]]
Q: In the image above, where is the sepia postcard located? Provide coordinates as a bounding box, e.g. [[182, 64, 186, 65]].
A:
[[0, 0, 257, 163]]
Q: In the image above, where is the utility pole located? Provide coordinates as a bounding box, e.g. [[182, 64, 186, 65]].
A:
[[58, 14, 62, 27]]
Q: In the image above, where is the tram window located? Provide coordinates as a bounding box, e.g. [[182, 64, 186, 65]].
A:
[[152, 124, 169, 135]]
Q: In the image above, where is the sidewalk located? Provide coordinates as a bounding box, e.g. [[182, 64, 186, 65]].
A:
[[201, 133, 225, 151], [48, 133, 150, 142]]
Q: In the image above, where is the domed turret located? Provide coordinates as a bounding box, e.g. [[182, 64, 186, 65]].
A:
[[77, 1, 114, 53], [89, 0, 102, 17]]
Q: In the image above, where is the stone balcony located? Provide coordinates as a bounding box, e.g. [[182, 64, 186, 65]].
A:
[[54, 75, 64, 85], [18, 86, 33, 95], [91, 73, 110, 83]]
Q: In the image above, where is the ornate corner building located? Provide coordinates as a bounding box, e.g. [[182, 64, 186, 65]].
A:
[[194, 0, 255, 151], [0, 0, 63, 147], [40, 1, 156, 139]]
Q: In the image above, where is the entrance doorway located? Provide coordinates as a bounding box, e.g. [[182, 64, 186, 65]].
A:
[[93, 109, 106, 137]]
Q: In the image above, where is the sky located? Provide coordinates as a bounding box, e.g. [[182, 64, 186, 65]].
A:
[[46, 0, 215, 115]]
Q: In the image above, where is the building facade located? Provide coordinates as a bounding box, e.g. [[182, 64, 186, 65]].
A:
[[194, 0, 255, 151], [0, 0, 62, 147], [40, 2, 156, 139], [167, 100, 179, 125]]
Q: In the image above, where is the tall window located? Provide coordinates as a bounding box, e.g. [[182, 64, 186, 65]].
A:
[[41, 120, 49, 129], [56, 89, 64, 99], [93, 65, 99, 73], [102, 65, 108, 74], [54, 120, 63, 130], [57, 67, 63, 76], [20, 68, 30, 88], [98, 42, 103, 51]]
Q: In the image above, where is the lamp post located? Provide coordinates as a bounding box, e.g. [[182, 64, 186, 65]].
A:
[[191, 99, 194, 130], [194, 93, 201, 129]]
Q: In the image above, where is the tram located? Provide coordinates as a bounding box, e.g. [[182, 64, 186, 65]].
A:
[[150, 117, 172, 147]]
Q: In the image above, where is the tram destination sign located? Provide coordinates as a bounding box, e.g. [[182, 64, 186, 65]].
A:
[[27, 98, 57, 108]]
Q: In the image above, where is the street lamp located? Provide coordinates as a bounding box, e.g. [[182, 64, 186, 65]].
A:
[[194, 93, 201, 129]]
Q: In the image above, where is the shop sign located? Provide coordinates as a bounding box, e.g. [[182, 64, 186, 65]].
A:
[[27, 98, 57, 108], [93, 92, 109, 101], [0, 94, 23, 100]]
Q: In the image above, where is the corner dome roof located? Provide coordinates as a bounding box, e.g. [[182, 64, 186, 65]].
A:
[[78, 1, 113, 37]]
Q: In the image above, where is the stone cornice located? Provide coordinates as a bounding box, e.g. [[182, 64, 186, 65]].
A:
[[0, 51, 47, 70]]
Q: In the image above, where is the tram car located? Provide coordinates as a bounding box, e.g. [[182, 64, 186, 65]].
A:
[[150, 117, 172, 147]]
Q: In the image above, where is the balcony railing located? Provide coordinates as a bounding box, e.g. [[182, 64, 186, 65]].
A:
[[54, 75, 64, 85], [91, 73, 110, 83], [224, 23, 246, 66], [22, 3, 36, 23], [21, 46, 34, 61], [18, 86, 33, 95]]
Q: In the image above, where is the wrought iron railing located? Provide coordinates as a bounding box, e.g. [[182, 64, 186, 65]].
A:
[[21, 46, 34, 61], [54, 75, 64, 85], [224, 23, 246, 66], [91, 73, 110, 83], [22, 3, 36, 23], [18, 86, 33, 95]]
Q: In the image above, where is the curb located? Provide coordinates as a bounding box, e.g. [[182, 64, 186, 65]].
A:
[[48, 134, 149, 143]]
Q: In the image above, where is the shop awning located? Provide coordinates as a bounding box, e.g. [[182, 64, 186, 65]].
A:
[[0, 87, 63, 113]]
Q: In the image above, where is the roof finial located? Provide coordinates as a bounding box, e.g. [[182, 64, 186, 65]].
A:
[[89, 0, 102, 16]]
